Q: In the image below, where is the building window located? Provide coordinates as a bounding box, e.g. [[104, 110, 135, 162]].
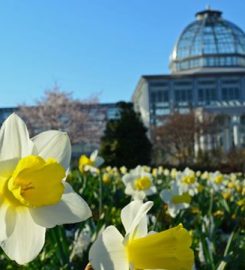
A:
[[175, 89, 192, 104], [151, 90, 169, 103], [157, 91, 163, 102], [198, 88, 217, 104], [222, 87, 240, 101], [163, 90, 169, 102], [150, 92, 156, 103], [155, 108, 170, 116], [107, 108, 119, 119]]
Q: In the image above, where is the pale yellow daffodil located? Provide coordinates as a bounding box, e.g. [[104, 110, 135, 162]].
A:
[[89, 200, 194, 270]]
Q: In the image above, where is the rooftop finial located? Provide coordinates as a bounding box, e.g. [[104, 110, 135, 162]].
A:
[[206, 4, 211, 10], [196, 8, 222, 20]]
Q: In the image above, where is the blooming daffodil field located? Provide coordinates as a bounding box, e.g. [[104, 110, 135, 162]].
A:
[[0, 114, 244, 269]]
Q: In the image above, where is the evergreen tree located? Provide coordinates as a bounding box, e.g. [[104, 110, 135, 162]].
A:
[[100, 101, 152, 168]]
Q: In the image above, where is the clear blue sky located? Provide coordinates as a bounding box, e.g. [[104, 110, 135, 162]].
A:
[[0, 0, 244, 107]]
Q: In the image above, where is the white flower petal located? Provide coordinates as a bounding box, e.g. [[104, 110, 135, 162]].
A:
[[122, 174, 135, 185], [0, 114, 35, 159], [0, 202, 8, 241], [0, 158, 18, 178], [132, 191, 146, 200], [30, 183, 91, 228], [89, 226, 128, 270], [1, 208, 45, 265], [0, 202, 16, 241], [160, 189, 172, 203], [124, 184, 134, 195], [90, 150, 98, 161], [134, 165, 142, 174], [85, 165, 99, 174], [168, 204, 180, 217], [95, 156, 104, 167], [145, 186, 157, 196], [32, 130, 71, 170], [121, 200, 153, 237]]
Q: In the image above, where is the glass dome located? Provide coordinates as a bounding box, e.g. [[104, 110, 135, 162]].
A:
[[170, 9, 245, 73]]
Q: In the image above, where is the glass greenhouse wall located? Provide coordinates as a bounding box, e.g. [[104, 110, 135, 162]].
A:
[[170, 10, 245, 73]]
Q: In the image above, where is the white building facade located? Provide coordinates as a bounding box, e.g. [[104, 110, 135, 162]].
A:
[[133, 9, 245, 151]]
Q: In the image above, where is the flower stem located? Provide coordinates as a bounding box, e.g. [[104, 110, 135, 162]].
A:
[[99, 173, 103, 217]]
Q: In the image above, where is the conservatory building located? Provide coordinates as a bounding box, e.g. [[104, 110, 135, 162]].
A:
[[133, 8, 245, 151]]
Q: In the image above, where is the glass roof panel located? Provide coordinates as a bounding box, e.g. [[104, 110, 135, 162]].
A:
[[170, 10, 245, 72]]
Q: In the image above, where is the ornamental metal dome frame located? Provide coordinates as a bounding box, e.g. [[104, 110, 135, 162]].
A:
[[169, 9, 245, 73]]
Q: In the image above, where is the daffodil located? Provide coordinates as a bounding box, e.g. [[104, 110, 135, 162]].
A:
[[152, 167, 158, 177], [237, 198, 245, 210], [201, 171, 209, 180], [176, 168, 199, 196], [164, 168, 170, 176], [120, 166, 127, 174], [0, 114, 92, 264], [79, 150, 104, 174], [122, 166, 156, 200], [102, 173, 112, 184], [170, 168, 178, 178], [207, 171, 226, 192], [89, 200, 194, 270], [160, 181, 191, 217]]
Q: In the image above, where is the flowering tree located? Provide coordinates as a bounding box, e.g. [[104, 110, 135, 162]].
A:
[[18, 87, 101, 145]]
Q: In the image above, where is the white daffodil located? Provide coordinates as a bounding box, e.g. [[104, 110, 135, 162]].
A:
[[176, 168, 199, 196], [79, 150, 104, 174], [89, 200, 194, 270], [207, 171, 226, 192], [0, 114, 92, 265], [160, 181, 191, 217], [122, 165, 157, 200]]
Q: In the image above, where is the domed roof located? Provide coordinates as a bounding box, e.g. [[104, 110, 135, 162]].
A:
[[170, 9, 245, 73]]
